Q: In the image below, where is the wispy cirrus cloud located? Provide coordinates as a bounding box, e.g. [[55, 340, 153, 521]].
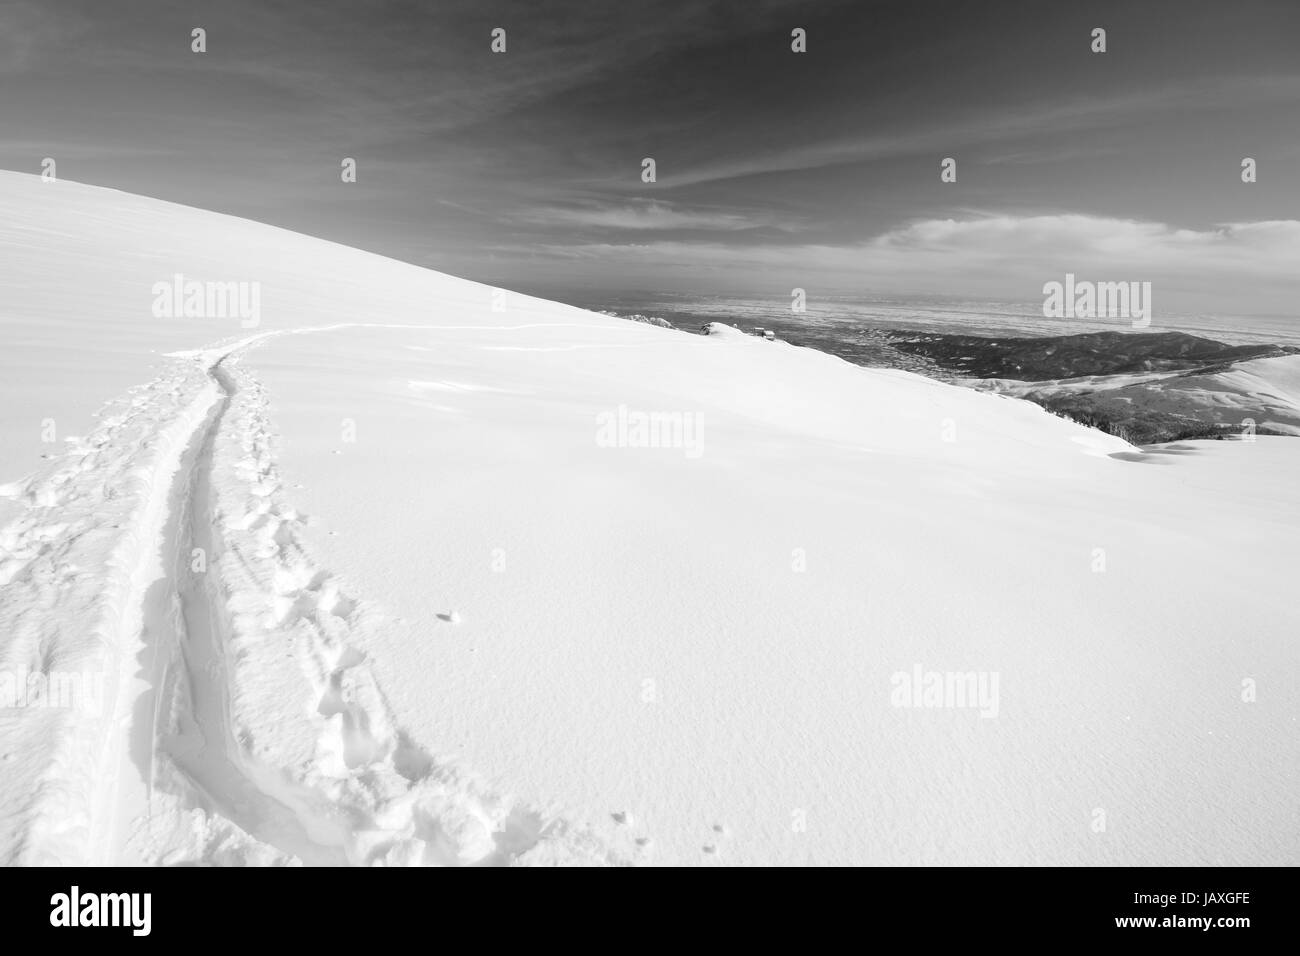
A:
[[656, 75, 1300, 189], [523, 200, 774, 232]]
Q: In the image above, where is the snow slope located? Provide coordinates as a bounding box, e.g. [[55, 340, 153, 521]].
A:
[[1, 172, 1297, 865]]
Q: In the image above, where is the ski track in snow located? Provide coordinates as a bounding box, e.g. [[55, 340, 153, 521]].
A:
[[0, 324, 639, 867]]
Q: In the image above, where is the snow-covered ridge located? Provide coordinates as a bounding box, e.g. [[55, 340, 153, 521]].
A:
[[972, 352, 1300, 442], [2, 173, 1298, 865]]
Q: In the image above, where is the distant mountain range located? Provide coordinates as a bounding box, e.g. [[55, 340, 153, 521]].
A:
[[878, 330, 1300, 444], [885, 330, 1298, 381]]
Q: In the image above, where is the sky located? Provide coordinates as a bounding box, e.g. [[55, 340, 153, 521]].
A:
[[1, 0, 1298, 316]]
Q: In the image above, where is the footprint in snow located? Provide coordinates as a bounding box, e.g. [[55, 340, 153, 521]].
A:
[[703, 823, 728, 853]]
